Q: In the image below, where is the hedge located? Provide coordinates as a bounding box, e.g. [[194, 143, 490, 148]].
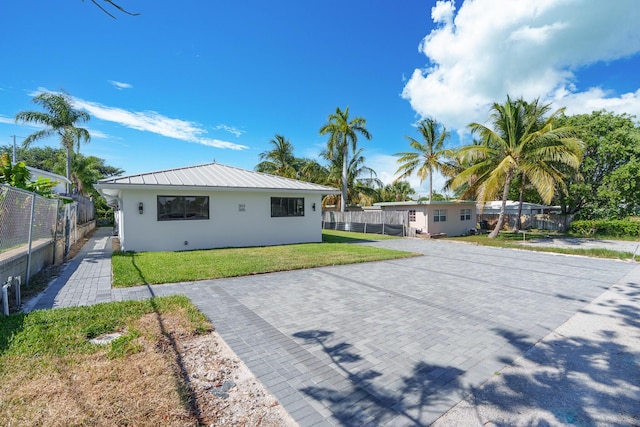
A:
[[570, 219, 640, 237]]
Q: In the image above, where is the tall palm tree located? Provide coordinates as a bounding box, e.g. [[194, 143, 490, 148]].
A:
[[15, 91, 91, 193], [319, 107, 371, 211], [321, 147, 382, 208], [255, 134, 299, 178], [451, 97, 583, 238], [394, 118, 454, 202]]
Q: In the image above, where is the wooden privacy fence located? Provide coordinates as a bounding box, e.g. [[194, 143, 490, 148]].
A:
[[322, 210, 409, 236]]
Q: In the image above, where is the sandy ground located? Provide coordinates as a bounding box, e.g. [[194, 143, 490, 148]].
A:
[[178, 331, 298, 426]]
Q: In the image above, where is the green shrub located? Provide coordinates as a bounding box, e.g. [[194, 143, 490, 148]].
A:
[[570, 219, 640, 237]]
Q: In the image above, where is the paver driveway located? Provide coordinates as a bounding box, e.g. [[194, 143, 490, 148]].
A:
[[112, 238, 636, 426]]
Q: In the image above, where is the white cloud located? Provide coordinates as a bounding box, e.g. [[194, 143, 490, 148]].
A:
[[108, 80, 133, 90], [214, 124, 245, 138], [0, 115, 14, 125], [87, 128, 109, 139], [403, 0, 640, 133], [72, 98, 248, 150], [21, 88, 248, 150]]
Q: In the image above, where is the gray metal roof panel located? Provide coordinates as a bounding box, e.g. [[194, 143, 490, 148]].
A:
[[98, 162, 339, 192]]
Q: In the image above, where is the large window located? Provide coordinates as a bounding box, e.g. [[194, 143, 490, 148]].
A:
[[460, 208, 472, 221], [157, 196, 209, 221], [271, 197, 304, 217], [433, 209, 447, 222]]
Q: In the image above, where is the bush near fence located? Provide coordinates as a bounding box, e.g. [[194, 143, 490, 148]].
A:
[[570, 219, 640, 237]]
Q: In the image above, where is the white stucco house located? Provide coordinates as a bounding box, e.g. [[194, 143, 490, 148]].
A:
[[373, 200, 477, 237], [27, 166, 70, 195], [95, 162, 339, 252]]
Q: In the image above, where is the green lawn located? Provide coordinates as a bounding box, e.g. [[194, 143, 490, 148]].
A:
[[112, 230, 417, 287], [449, 232, 636, 261]]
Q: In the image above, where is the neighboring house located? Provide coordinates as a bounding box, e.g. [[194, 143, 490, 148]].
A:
[[95, 163, 339, 252], [373, 200, 477, 236], [478, 201, 557, 215], [26, 166, 70, 195]]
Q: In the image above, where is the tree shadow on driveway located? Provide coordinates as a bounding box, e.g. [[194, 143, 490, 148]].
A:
[[458, 326, 640, 427], [293, 330, 463, 426]]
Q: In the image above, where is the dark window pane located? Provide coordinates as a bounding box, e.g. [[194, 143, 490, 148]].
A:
[[271, 197, 304, 217], [157, 196, 209, 221]]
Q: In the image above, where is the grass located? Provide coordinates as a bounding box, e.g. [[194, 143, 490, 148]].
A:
[[450, 232, 636, 261], [0, 295, 211, 426], [112, 230, 417, 287]]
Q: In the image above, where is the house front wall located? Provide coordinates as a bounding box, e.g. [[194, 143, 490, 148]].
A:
[[425, 205, 476, 236], [118, 189, 324, 252], [381, 203, 476, 236]]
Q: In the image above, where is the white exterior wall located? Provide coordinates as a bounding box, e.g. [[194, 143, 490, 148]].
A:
[[409, 207, 428, 231], [118, 189, 323, 252]]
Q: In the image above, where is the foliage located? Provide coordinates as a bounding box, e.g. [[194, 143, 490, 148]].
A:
[[15, 91, 91, 193], [418, 193, 447, 201], [451, 96, 583, 238], [255, 134, 299, 178], [394, 118, 455, 201], [319, 106, 372, 211], [555, 110, 640, 219], [112, 233, 417, 287], [0, 153, 56, 196], [570, 219, 640, 238], [321, 146, 382, 208], [378, 181, 416, 202], [83, 0, 140, 19]]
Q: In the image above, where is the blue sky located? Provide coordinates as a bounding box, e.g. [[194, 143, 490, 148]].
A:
[[1, 0, 640, 197]]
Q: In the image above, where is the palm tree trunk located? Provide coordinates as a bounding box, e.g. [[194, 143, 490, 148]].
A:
[[65, 148, 72, 194], [513, 173, 526, 232], [429, 172, 433, 203], [489, 171, 513, 238], [341, 140, 348, 212]]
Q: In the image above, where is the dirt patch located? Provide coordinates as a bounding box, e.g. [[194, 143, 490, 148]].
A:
[[177, 330, 297, 426]]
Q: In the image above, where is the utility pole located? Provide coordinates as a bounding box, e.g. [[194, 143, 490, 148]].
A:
[[11, 135, 17, 165]]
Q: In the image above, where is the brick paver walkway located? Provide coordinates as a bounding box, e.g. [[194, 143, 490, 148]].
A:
[[26, 228, 640, 426]]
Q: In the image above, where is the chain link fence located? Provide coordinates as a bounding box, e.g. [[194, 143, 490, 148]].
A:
[[1, 185, 96, 313]]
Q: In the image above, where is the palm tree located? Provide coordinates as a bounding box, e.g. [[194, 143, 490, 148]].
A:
[[451, 97, 583, 238], [319, 107, 371, 211], [297, 158, 329, 184], [321, 147, 382, 208], [255, 134, 298, 178], [379, 181, 416, 202], [15, 91, 91, 193], [394, 118, 454, 202]]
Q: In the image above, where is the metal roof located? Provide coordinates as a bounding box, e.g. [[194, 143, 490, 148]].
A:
[[97, 162, 339, 193], [374, 200, 476, 207]]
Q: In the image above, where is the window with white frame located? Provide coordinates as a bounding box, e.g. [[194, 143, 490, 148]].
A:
[[460, 208, 471, 221], [433, 209, 447, 222], [408, 209, 416, 221]]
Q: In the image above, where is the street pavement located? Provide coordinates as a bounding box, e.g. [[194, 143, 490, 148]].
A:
[[25, 228, 640, 426]]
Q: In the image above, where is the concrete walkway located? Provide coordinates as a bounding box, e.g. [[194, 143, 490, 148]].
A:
[[25, 228, 640, 426]]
